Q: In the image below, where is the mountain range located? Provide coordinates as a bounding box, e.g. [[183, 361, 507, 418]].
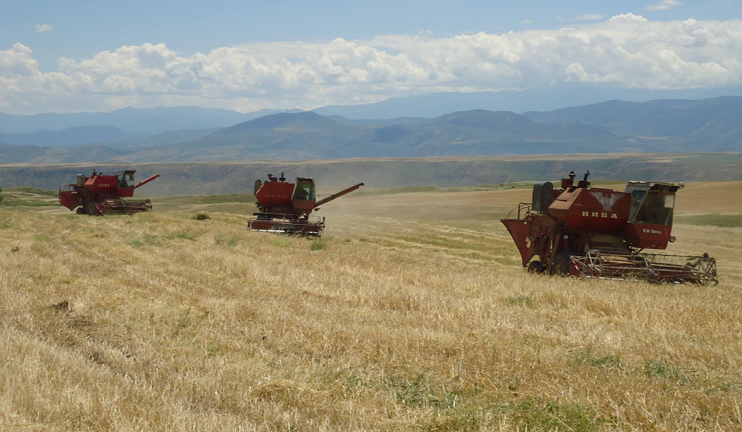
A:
[[0, 96, 741, 164]]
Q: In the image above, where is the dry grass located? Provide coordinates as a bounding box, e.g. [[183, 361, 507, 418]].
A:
[[0, 183, 741, 431]]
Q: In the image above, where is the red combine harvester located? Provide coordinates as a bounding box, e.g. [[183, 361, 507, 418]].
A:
[[248, 173, 363, 236], [59, 169, 160, 215], [501, 171, 718, 285]]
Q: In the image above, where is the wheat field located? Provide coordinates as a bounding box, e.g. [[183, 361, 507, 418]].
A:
[[0, 182, 740, 431]]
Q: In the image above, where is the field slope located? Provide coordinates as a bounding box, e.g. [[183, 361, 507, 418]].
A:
[[0, 183, 740, 430]]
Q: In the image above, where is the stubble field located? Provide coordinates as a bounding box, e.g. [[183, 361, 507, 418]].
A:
[[0, 182, 740, 431]]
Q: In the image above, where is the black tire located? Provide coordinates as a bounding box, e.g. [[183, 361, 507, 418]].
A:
[[527, 260, 544, 273], [76, 207, 85, 215], [550, 252, 571, 276], [87, 203, 96, 216]]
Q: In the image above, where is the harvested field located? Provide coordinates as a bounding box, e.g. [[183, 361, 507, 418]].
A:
[[0, 182, 740, 431]]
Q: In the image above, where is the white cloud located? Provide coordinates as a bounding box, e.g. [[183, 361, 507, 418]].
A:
[[34, 24, 53, 33], [575, 14, 606, 20], [646, 0, 682, 11], [3, 14, 742, 113], [522, 20, 533, 24]]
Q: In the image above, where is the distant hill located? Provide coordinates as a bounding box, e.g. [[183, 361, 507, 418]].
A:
[[334, 110, 631, 158], [117, 110, 633, 162], [325, 116, 427, 126], [0, 106, 302, 135], [3, 98, 742, 164], [0, 142, 48, 164], [0, 125, 135, 147], [109, 128, 223, 149], [28, 145, 132, 164], [122, 112, 358, 162], [523, 97, 742, 151], [312, 87, 742, 119]]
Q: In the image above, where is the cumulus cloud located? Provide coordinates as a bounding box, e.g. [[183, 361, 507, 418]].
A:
[[34, 24, 53, 32], [646, 0, 682, 11], [3, 14, 742, 113], [575, 14, 606, 20]]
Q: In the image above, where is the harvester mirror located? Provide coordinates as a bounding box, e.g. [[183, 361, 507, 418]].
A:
[[532, 181, 554, 213], [254, 179, 262, 195]]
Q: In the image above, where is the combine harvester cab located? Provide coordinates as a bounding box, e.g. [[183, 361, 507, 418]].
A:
[[59, 169, 160, 215], [248, 172, 363, 236], [501, 171, 718, 285]]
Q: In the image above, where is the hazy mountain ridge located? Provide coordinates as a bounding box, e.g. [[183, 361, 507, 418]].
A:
[[122, 110, 636, 162], [0, 125, 136, 148], [0, 106, 303, 135], [522, 97, 742, 151], [2, 96, 742, 164]]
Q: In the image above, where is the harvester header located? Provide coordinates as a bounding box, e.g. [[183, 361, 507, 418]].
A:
[[501, 171, 717, 285]]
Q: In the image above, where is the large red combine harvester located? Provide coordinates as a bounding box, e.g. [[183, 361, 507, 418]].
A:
[[501, 171, 718, 285], [59, 169, 160, 215], [248, 173, 363, 236]]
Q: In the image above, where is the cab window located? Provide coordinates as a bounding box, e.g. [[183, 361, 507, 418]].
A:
[[292, 181, 316, 201], [629, 191, 674, 226], [118, 173, 135, 188]]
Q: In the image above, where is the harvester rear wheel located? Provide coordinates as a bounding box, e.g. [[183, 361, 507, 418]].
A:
[[527, 260, 544, 273], [550, 252, 571, 276], [76, 207, 85, 215]]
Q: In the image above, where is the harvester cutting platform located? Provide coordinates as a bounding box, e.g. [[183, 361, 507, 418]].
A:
[[59, 170, 160, 215], [502, 171, 718, 285], [248, 173, 363, 236]]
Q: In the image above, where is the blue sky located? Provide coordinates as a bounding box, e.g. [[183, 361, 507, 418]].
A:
[[2, 0, 742, 114]]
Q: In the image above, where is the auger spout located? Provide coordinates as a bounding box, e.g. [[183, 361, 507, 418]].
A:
[[314, 183, 364, 208], [134, 174, 160, 189]]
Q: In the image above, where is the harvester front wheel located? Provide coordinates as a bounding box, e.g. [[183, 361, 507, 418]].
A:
[[550, 252, 571, 276], [527, 260, 544, 273], [76, 207, 85, 215]]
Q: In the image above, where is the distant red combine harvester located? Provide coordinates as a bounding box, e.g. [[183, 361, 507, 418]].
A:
[[59, 169, 160, 215], [248, 172, 363, 236], [501, 171, 718, 285]]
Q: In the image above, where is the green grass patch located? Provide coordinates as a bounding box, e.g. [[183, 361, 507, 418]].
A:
[[215, 236, 240, 247], [508, 398, 602, 432], [0, 187, 59, 208], [154, 194, 256, 206], [506, 295, 534, 307], [273, 238, 291, 248], [33, 234, 54, 243], [643, 359, 694, 385], [310, 238, 327, 251], [163, 231, 199, 241], [674, 213, 742, 228], [353, 182, 536, 198], [4, 186, 58, 197], [130, 234, 165, 247], [569, 346, 621, 369]]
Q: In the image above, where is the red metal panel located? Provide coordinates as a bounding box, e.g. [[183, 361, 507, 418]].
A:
[[255, 182, 296, 206], [549, 188, 630, 232], [117, 186, 135, 198], [624, 223, 671, 249], [84, 175, 118, 194], [59, 190, 81, 210], [291, 200, 315, 211], [502, 219, 539, 266]]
